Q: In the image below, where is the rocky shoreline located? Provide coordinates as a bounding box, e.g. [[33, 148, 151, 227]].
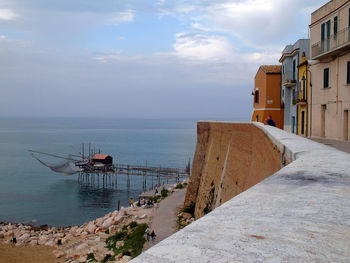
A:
[[1, 206, 150, 263], [0, 182, 187, 263]]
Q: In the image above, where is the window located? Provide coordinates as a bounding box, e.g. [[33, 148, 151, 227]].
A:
[[293, 60, 296, 81], [347, 61, 350, 84], [321, 21, 331, 52], [326, 20, 331, 38], [324, 68, 329, 88], [326, 20, 331, 50], [303, 78, 306, 100], [255, 90, 259, 104], [321, 23, 325, 41], [334, 16, 338, 36]]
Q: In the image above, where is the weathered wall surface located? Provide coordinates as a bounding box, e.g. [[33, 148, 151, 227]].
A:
[[131, 122, 350, 263], [184, 122, 284, 218]]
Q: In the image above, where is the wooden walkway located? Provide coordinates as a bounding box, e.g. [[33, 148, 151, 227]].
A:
[[77, 163, 190, 191]]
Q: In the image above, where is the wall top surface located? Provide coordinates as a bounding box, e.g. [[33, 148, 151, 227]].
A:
[[131, 122, 350, 263]]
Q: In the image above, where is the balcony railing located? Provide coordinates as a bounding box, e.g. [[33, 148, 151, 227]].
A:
[[312, 27, 350, 59], [282, 74, 296, 87]]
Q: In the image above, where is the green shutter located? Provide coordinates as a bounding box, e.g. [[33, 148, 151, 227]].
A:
[[321, 23, 325, 40], [334, 16, 338, 35], [326, 20, 331, 38]]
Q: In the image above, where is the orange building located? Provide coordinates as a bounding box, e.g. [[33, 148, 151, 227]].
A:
[[251, 65, 284, 129]]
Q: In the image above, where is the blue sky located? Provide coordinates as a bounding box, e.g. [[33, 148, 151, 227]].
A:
[[0, 0, 328, 119]]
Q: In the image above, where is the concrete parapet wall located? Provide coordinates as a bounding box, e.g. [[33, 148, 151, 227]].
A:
[[131, 122, 350, 263]]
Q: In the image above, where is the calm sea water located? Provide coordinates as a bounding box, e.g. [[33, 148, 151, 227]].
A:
[[0, 118, 196, 227]]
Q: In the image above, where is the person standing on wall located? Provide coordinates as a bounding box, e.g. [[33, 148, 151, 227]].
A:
[[264, 115, 276, 127], [151, 230, 156, 242]]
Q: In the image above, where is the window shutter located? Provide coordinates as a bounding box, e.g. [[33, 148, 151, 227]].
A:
[[324, 68, 329, 88]]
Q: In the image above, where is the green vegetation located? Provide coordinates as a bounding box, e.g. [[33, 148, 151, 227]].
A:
[[105, 230, 127, 250], [161, 188, 169, 198], [104, 229, 109, 234], [86, 253, 97, 262], [177, 202, 196, 230], [149, 195, 161, 203], [101, 254, 112, 263], [175, 183, 184, 189], [128, 221, 138, 229], [104, 222, 148, 261], [114, 223, 147, 258], [183, 202, 195, 218], [176, 214, 184, 229]]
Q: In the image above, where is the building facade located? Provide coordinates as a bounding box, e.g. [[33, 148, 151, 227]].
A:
[[251, 65, 284, 129], [310, 0, 350, 140], [279, 39, 310, 134]]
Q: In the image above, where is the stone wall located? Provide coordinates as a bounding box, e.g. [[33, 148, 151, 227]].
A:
[[131, 122, 350, 262], [184, 122, 284, 219]]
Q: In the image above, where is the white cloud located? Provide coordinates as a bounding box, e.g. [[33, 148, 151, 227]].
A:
[[191, 22, 210, 32], [94, 51, 144, 63], [0, 8, 17, 20], [0, 34, 31, 50], [155, 0, 328, 48], [109, 9, 135, 25], [95, 52, 121, 63], [172, 32, 235, 61]]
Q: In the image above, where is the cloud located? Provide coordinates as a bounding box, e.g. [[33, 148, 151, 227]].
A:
[[0, 8, 17, 20], [0, 34, 31, 50], [0, 0, 330, 119], [109, 9, 135, 25], [155, 0, 328, 47], [172, 32, 235, 61]]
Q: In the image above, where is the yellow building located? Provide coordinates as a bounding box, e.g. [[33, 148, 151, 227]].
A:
[[297, 53, 309, 136]]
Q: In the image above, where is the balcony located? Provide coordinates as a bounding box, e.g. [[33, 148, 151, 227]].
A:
[[312, 27, 350, 60], [282, 74, 296, 87]]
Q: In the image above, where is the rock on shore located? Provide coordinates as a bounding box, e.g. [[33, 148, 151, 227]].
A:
[[0, 206, 151, 263]]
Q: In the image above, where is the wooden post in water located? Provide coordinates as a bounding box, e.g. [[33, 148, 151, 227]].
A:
[[158, 165, 161, 186], [127, 165, 130, 190]]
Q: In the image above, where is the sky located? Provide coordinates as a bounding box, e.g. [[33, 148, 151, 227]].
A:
[[0, 0, 328, 120]]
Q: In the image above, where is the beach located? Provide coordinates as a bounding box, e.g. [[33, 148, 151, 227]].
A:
[[0, 243, 56, 263]]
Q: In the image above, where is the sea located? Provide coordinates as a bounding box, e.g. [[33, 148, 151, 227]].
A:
[[0, 118, 196, 227]]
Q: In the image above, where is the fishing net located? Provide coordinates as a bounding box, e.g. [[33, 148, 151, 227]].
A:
[[31, 153, 80, 175]]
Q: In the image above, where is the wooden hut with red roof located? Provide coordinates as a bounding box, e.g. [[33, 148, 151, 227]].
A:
[[92, 154, 113, 166]]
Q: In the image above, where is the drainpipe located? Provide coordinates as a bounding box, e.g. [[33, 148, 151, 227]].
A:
[[336, 57, 339, 114], [309, 67, 314, 137]]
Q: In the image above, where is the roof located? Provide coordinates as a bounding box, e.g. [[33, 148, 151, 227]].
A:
[[279, 39, 310, 62], [260, 65, 281, 74], [92, 154, 111, 160]]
